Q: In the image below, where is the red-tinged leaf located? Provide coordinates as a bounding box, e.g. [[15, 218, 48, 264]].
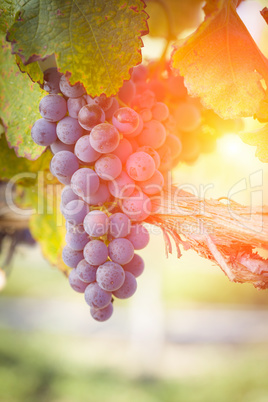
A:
[[172, 0, 268, 119], [239, 125, 268, 163], [260, 7, 268, 25]]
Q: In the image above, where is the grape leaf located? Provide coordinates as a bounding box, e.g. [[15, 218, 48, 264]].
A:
[[16, 55, 43, 84], [6, 0, 148, 96], [240, 125, 268, 163], [0, 134, 52, 184], [0, 0, 20, 33], [172, 0, 268, 119], [0, 38, 45, 160]]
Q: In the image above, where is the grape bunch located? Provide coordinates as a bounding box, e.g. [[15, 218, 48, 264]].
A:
[[31, 66, 179, 322]]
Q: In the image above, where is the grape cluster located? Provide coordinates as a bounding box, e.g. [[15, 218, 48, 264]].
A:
[[32, 67, 178, 322]]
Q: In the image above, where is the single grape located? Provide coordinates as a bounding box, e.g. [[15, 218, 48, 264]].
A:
[[108, 238, 134, 265], [151, 102, 169, 121], [113, 272, 137, 299], [137, 120, 166, 149], [165, 134, 182, 159], [93, 94, 113, 111], [126, 151, 155, 181], [31, 118, 57, 146], [65, 229, 89, 251], [96, 261, 125, 292], [76, 259, 97, 283], [67, 96, 86, 119], [95, 154, 122, 181], [123, 254, 144, 277], [50, 139, 74, 155], [174, 102, 201, 132], [139, 108, 152, 122], [59, 75, 85, 98], [39, 94, 67, 122], [131, 64, 147, 82], [129, 138, 139, 152], [132, 89, 156, 110], [74, 135, 101, 164], [84, 240, 108, 266], [125, 114, 144, 138], [126, 224, 150, 250], [90, 303, 113, 322], [118, 80, 136, 104], [78, 104, 105, 130], [61, 185, 79, 207], [62, 246, 83, 268], [108, 171, 135, 199], [108, 213, 131, 238], [43, 67, 62, 94], [112, 107, 139, 135], [71, 167, 100, 197], [84, 282, 112, 309], [68, 268, 88, 292], [83, 210, 109, 237], [105, 97, 119, 120], [136, 146, 160, 169], [82, 183, 110, 206], [139, 170, 164, 195], [62, 199, 89, 225], [120, 189, 152, 221], [90, 123, 120, 153], [56, 116, 84, 145], [50, 151, 79, 184], [111, 138, 133, 165], [157, 144, 172, 171]]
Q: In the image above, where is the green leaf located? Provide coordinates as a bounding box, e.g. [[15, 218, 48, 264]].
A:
[[0, 0, 20, 33], [0, 38, 45, 160], [240, 125, 268, 163], [0, 134, 52, 184], [16, 55, 43, 84], [6, 0, 148, 96], [171, 0, 268, 119]]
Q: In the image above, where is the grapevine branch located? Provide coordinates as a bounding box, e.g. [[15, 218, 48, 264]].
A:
[[148, 187, 268, 289]]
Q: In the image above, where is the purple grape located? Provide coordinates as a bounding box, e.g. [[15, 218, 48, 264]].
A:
[[39, 94, 67, 122], [90, 303, 113, 321], [96, 261, 125, 292], [108, 213, 131, 238], [124, 114, 144, 138], [82, 183, 110, 206], [123, 254, 144, 277], [50, 151, 79, 184], [76, 259, 97, 283], [151, 102, 169, 121], [126, 224, 150, 250], [68, 268, 88, 292], [126, 151, 155, 181], [132, 64, 147, 82], [139, 108, 152, 122], [61, 186, 79, 207], [108, 171, 135, 199], [78, 104, 105, 130], [94, 154, 122, 181], [120, 189, 152, 222], [50, 139, 74, 154], [137, 146, 160, 169], [157, 144, 172, 171], [83, 210, 109, 237], [65, 229, 89, 251], [137, 120, 166, 149], [59, 75, 85, 98], [113, 272, 137, 299], [62, 199, 89, 225], [108, 238, 134, 265], [74, 135, 101, 164], [43, 67, 62, 94], [139, 170, 164, 195], [62, 246, 83, 268], [84, 240, 108, 266], [84, 282, 112, 309], [93, 94, 113, 111], [105, 97, 119, 120], [112, 107, 139, 135], [67, 96, 86, 119], [174, 102, 201, 132], [56, 116, 84, 144], [133, 89, 156, 110], [90, 123, 120, 153], [111, 138, 133, 164], [118, 79, 136, 104], [71, 168, 100, 197], [31, 118, 57, 146]]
